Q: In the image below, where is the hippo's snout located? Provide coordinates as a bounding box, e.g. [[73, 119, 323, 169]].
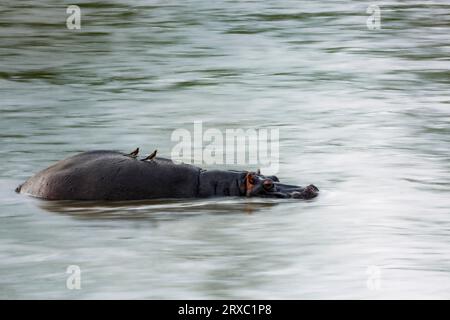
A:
[[245, 171, 319, 200], [290, 184, 319, 200]]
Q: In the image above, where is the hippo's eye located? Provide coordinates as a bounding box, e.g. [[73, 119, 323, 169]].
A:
[[263, 179, 274, 190]]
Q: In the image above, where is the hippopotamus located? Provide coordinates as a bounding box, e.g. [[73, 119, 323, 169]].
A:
[[16, 149, 319, 201]]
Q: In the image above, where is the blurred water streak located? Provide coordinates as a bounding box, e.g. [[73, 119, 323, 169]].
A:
[[0, 0, 449, 299]]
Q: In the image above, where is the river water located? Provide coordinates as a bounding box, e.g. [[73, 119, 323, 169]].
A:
[[1, 0, 449, 299]]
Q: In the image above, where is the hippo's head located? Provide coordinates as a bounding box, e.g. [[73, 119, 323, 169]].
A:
[[242, 172, 319, 200]]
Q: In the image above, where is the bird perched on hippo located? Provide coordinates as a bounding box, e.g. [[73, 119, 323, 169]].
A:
[[16, 148, 319, 201]]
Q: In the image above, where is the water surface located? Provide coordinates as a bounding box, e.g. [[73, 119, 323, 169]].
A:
[[1, 0, 450, 299]]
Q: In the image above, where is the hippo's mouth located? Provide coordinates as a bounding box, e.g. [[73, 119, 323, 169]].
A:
[[264, 184, 319, 200], [287, 184, 320, 199]]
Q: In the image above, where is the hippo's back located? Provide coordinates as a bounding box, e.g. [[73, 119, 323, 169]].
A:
[[18, 150, 201, 200]]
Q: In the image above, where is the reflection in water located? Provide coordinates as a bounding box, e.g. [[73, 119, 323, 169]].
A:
[[0, 0, 450, 299], [38, 197, 280, 219]]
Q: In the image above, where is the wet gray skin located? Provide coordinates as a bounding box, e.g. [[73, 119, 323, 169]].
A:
[[16, 150, 319, 201]]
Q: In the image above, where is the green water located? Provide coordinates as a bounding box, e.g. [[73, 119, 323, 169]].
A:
[[1, 0, 449, 298]]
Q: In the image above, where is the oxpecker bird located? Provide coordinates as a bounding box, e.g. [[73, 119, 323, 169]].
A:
[[127, 147, 139, 158], [142, 149, 157, 161]]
